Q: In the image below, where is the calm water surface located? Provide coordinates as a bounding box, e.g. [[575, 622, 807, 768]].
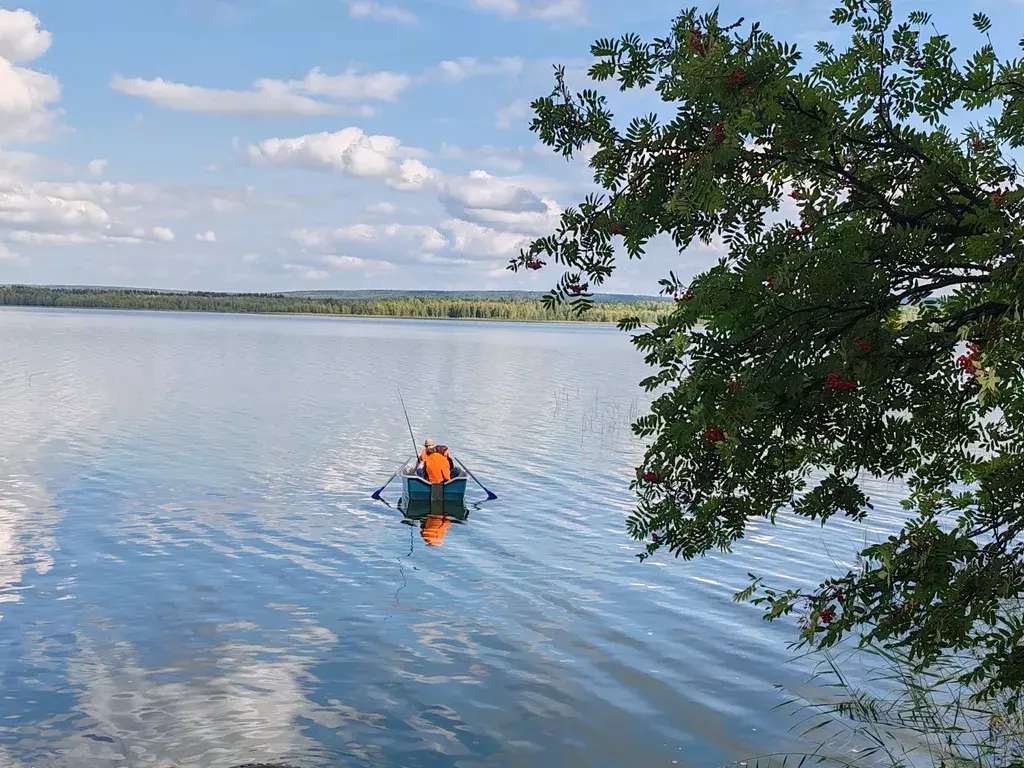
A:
[[0, 308, 908, 768]]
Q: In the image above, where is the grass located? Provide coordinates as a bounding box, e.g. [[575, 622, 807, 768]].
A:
[[730, 640, 1024, 768]]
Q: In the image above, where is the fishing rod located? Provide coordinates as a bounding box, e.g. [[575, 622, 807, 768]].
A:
[[398, 388, 419, 457], [371, 390, 418, 500]]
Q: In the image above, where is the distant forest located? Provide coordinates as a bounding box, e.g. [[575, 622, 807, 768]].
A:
[[0, 286, 671, 324]]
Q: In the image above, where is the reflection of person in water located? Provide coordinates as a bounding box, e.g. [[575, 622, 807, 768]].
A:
[[420, 515, 452, 546]]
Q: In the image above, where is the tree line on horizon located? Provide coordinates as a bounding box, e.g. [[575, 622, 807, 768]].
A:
[[0, 285, 669, 324]]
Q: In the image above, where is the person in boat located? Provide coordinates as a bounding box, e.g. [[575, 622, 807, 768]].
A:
[[434, 444, 456, 476], [418, 439, 435, 466], [422, 445, 451, 484]]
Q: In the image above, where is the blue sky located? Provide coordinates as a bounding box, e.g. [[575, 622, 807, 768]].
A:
[[0, 0, 1020, 293]]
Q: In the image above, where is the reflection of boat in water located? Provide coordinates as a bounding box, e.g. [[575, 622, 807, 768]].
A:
[[400, 458, 468, 502], [399, 497, 469, 547]]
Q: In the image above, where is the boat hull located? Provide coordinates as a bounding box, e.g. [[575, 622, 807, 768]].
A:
[[400, 461, 468, 502]]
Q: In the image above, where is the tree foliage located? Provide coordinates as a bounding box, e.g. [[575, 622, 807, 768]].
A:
[[512, 0, 1024, 701], [0, 286, 667, 324]]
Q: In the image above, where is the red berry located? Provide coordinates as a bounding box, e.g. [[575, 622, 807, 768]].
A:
[[765, 275, 775, 292], [687, 28, 706, 55], [682, 291, 694, 301], [705, 426, 726, 443], [826, 373, 857, 392], [820, 606, 836, 625], [609, 221, 625, 236], [726, 68, 745, 88], [710, 121, 726, 144], [854, 339, 871, 353], [642, 470, 661, 483]]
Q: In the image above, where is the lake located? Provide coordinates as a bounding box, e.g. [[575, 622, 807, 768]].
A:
[[0, 308, 908, 768]]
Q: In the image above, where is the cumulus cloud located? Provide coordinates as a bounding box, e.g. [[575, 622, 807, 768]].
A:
[[0, 189, 111, 227], [347, 1, 417, 24], [440, 143, 525, 172], [293, 223, 447, 252], [495, 98, 531, 130], [283, 263, 329, 280], [320, 254, 367, 268], [284, 67, 410, 102], [8, 230, 156, 246], [110, 56, 532, 119], [247, 127, 437, 190], [109, 74, 342, 117], [367, 201, 397, 214], [436, 56, 524, 81], [470, 0, 585, 21], [440, 169, 546, 214], [0, 9, 52, 62], [195, 230, 217, 242], [0, 240, 19, 260], [86, 159, 108, 177], [152, 226, 175, 242], [0, 12, 62, 146], [440, 218, 531, 258]]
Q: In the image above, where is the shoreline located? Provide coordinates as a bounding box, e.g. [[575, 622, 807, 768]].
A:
[[0, 303, 636, 328]]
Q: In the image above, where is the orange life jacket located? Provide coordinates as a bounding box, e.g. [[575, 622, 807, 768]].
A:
[[424, 452, 451, 484]]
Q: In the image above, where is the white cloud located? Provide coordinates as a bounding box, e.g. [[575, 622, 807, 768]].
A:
[[9, 230, 145, 246], [0, 189, 110, 227], [440, 143, 525, 172], [0, 240, 19, 260], [86, 159, 108, 177], [9, 231, 94, 245], [455, 196, 562, 235], [0, 9, 52, 62], [320, 254, 368, 268], [496, 98, 531, 130], [416, 252, 476, 266], [531, 0, 585, 19], [211, 196, 243, 213], [293, 223, 447, 252], [440, 169, 545, 213], [284, 67, 410, 102], [241, 253, 261, 264], [389, 158, 438, 191], [110, 75, 341, 117], [471, 0, 519, 15], [470, 0, 585, 21], [152, 226, 175, 242], [284, 263, 330, 280], [348, 1, 417, 24], [367, 201, 397, 214], [195, 230, 217, 242], [0, 54, 62, 146], [436, 56, 524, 81], [247, 127, 437, 190], [440, 218, 530, 258]]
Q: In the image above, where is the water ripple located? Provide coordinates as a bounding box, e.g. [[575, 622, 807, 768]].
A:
[[0, 308, 915, 768]]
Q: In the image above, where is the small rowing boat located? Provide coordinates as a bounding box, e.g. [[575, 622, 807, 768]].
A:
[[400, 459, 468, 502]]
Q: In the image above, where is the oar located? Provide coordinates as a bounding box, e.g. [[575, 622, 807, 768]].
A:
[[371, 459, 409, 500], [454, 455, 497, 501]]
